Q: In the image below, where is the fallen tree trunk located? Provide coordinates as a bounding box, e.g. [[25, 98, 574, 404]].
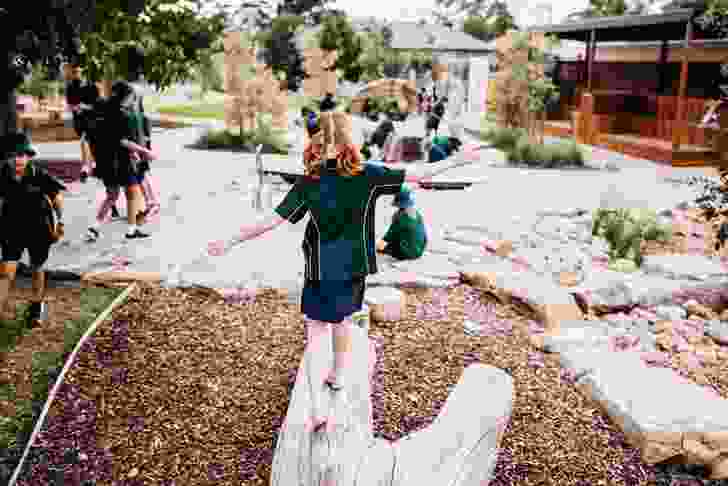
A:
[[270, 325, 514, 485]]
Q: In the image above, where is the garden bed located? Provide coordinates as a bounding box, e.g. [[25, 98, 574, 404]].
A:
[[0, 283, 124, 484], [6, 281, 726, 486]]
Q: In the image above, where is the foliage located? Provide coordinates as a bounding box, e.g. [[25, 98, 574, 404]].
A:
[[195, 114, 288, 154], [505, 137, 585, 168], [687, 170, 728, 251], [591, 208, 672, 269], [317, 13, 364, 82], [366, 95, 403, 115], [78, 0, 227, 90], [481, 124, 526, 150], [19, 63, 63, 100], [255, 14, 306, 92], [697, 0, 728, 57], [495, 30, 560, 139], [194, 51, 224, 95], [462, 2, 517, 42]]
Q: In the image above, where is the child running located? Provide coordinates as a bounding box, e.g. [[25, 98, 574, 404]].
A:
[[0, 133, 66, 327], [84, 80, 157, 241], [207, 111, 438, 430]]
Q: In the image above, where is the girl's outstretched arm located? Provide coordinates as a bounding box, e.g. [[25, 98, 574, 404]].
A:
[[237, 213, 287, 243]]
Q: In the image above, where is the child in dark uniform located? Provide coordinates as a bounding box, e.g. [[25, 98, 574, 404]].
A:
[[0, 133, 66, 327], [376, 186, 428, 260], [207, 112, 438, 430]]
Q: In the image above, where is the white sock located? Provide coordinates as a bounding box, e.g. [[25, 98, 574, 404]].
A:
[[127, 224, 137, 235], [90, 222, 100, 231]]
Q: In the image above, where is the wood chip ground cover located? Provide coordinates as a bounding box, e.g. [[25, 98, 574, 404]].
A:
[[8, 281, 727, 486], [0, 283, 123, 484]]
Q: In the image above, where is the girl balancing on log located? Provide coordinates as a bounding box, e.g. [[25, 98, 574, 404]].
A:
[[207, 111, 440, 430]]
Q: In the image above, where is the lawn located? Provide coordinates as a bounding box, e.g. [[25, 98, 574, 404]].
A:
[[0, 284, 124, 454]]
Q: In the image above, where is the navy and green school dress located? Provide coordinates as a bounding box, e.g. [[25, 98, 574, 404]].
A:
[[274, 160, 406, 323]]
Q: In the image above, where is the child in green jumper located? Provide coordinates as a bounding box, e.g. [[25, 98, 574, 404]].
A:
[[377, 186, 428, 260]]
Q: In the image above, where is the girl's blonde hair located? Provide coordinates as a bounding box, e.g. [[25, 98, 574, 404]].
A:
[[303, 111, 364, 177]]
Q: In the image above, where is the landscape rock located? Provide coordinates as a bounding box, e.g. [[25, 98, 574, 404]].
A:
[[705, 320, 728, 346], [654, 305, 688, 321], [364, 287, 407, 322], [641, 255, 727, 281], [569, 352, 728, 470]]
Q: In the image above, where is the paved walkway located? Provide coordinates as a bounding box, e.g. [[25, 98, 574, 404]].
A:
[[25, 112, 703, 296]]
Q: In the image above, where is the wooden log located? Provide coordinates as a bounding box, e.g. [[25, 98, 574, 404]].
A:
[[391, 364, 513, 485], [270, 325, 514, 485]]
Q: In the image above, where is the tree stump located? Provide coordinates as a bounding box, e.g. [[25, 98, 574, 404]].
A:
[[270, 325, 514, 485]]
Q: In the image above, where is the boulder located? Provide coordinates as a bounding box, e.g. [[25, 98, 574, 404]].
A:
[[567, 351, 728, 473], [365, 287, 406, 322], [459, 262, 583, 338]]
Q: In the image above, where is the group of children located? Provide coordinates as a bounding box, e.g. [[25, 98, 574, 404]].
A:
[[65, 66, 161, 242], [0, 60, 159, 328]]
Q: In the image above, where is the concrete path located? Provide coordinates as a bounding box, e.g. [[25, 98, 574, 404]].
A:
[[28, 112, 704, 298]]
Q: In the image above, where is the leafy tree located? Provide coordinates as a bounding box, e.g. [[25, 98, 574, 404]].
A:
[[79, 0, 226, 89], [317, 13, 364, 82], [462, 4, 517, 43], [255, 15, 307, 91]]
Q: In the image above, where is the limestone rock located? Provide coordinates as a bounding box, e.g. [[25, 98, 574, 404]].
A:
[[365, 287, 406, 322], [654, 305, 688, 321], [705, 320, 728, 346], [641, 255, 727, 281], [482, 239, 513, 258], [685, 300, 719, 320], [572, 354, 728, 470], [710, 455, 728, 479]]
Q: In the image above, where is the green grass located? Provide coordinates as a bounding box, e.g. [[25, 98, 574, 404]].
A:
[[0, 286, 124, 451], [155, 103, 226, 119]]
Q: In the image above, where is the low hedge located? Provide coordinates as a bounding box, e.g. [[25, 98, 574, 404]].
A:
[[482, 125, 585, 168]]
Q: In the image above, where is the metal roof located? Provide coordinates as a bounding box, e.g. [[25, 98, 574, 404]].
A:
[[386, 21, 495, 52], [527, 8, 700, 42]]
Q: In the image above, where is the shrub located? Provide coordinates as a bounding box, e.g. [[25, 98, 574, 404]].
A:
[[592, 208, 672, 269], [195, 115, 288, 154], [505, 137, 586, 168], [483, 126, 526, 151]]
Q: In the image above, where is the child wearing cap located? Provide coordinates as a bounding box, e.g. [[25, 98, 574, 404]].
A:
[[376, 185, 428, 260], [206, 111, 439, 431], [0, 133, 66, 327]]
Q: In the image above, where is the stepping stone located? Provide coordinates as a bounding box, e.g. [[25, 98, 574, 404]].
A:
[[459, 262, 583, 336], [366, 270, 458, 289], [570, 351, 728, 473], [653, 304, 688, 321], [389, 253, 461, 281], [365, 287, 406, 322], [641, 255, 727, 281]]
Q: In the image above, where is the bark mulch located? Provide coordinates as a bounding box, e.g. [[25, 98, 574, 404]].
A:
[[10, 280, 728, 486]]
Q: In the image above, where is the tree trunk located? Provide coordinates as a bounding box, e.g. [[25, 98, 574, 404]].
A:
[[0, 87, 18, 139]]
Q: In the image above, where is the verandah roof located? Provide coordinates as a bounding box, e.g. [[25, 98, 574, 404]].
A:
[[527, 8, 700, 42]]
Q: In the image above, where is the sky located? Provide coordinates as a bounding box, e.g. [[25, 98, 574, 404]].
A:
[[328, 0, 591, 26]]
